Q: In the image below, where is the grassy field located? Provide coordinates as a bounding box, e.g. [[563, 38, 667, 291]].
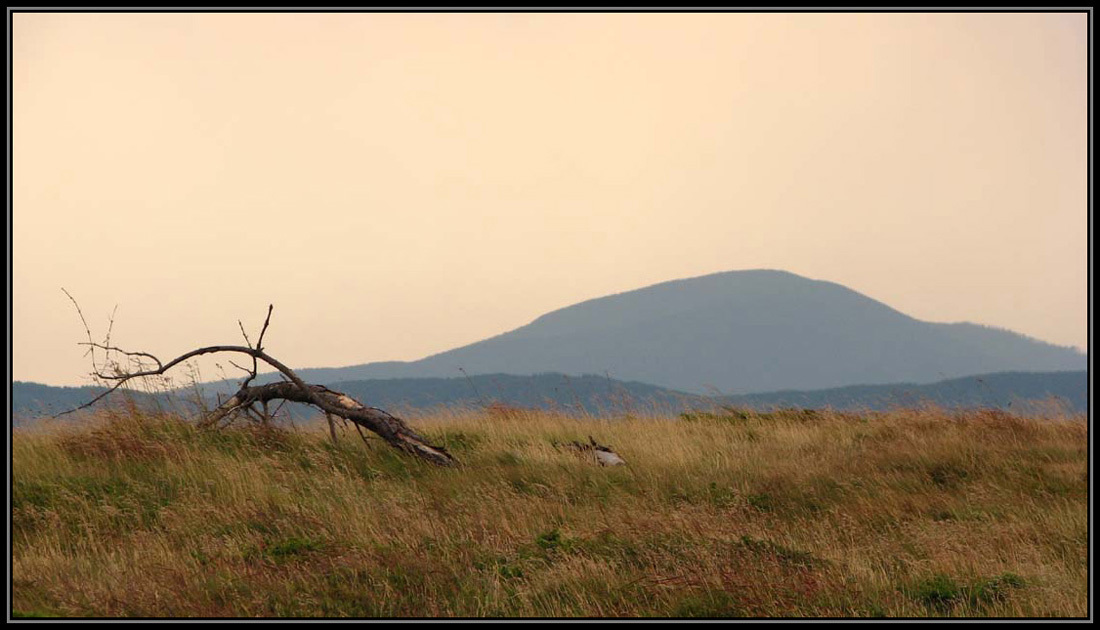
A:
[[11, 403, 1089, 618]]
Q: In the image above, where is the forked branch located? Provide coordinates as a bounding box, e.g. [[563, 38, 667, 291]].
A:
[[60, 301, 454, 466]]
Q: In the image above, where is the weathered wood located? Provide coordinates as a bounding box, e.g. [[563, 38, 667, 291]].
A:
[[207, 382, 455, 466], [59, 301, 455, 467]]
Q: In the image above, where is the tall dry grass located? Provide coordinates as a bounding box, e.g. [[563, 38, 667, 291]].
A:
[[11, 404, 1088, 618]]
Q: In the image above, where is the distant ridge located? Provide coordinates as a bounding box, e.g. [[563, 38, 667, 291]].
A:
[[10, 374, 693, 421], [716, 370, 1087, 415], [12, 370, 1086, 422], [273, 370, 1090, 416], [275, 269, 1086, 394]]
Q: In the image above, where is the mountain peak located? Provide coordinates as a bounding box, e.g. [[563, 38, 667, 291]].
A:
[[286, 270, 1085, 394]]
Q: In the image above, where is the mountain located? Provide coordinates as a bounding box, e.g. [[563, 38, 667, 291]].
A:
[[278, 270, 1085, 394]]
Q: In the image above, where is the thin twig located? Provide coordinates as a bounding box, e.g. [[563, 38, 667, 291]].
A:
[[104, 304, 119, 351], [256, 304, 274, 351], [228, 360, 252, 376], [62, 288, 98, 368], [237, 320, 253, 349], [77, 342, 163, 372], [271, 398, 288, 419], [238, 304, 272, 390], [57, 378, 134, 416], [458, 367, 486, 406]]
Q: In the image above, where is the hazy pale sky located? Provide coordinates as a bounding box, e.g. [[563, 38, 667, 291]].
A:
[[13, 12, 1088, 387]]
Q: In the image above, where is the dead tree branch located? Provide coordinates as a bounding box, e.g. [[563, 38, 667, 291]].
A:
[[60, 302, 454, 466]]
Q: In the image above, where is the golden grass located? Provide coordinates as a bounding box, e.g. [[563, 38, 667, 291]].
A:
[[11, 405, 1088, 618]]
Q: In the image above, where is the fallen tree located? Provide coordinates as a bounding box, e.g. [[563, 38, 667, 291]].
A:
[[59, 297, 455, 466]]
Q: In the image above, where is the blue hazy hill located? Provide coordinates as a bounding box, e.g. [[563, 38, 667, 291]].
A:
[[280, 270, 1085, 394]]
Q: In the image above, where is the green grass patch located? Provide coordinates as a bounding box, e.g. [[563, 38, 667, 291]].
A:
[[906, 572, 1028, 614]]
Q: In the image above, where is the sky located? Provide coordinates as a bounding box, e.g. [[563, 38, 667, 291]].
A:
[[12, 11, 1089, 387]]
